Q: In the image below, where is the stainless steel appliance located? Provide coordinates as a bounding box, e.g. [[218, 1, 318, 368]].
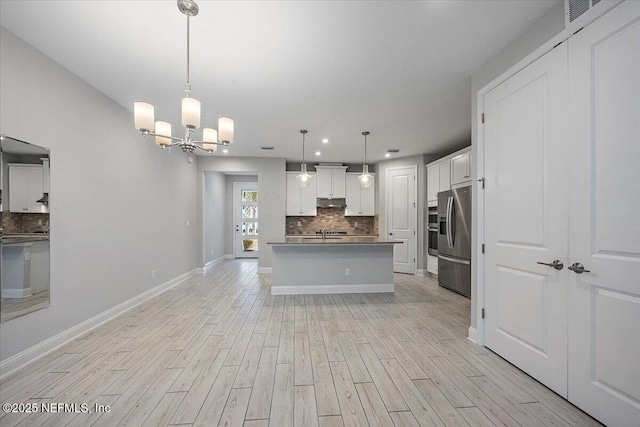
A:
[[438, 186, 472, 297], [427, 206, 438, 256]]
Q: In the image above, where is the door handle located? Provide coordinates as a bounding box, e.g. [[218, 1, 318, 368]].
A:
[[568, 263, 590, 274], [537, 260, 564, 270], [389, 232, 393, 236]]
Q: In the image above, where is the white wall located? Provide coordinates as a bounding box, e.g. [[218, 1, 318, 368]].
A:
[[197, 157, 285, 269], [0, 27, 198, 362], [203, 171, 227, 263], [469, 3, 565, 329], [225, 175, 258, 255]]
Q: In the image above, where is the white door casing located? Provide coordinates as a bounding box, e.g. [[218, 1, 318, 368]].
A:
[[484, 43, 569, 397], [234, 182, 259, 258], [567, 2, 640, 425], [386, 166, 416, 274]]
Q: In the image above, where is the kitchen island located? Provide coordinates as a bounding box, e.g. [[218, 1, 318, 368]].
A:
[[267, 236, 401, 295]]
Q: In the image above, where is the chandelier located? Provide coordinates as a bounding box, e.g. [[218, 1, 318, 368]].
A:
[[133, 0, 233, 154], [358, 131, 373, 188]]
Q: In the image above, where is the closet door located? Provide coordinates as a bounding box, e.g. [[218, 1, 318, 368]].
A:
[[567, 2, 640, 425], [484, 43, 569, 397]]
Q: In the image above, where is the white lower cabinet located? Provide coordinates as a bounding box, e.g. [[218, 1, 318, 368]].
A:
[[426, 254, 438, 275], [345, 173, 375, 216], [286, 172, 316, 216]]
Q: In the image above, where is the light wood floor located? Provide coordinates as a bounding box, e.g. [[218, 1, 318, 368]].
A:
[[1, 289, 50, 323], [0, 259, 602, 427]]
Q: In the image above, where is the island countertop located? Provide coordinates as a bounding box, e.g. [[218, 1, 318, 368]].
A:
[[268, 236, 402, 245]]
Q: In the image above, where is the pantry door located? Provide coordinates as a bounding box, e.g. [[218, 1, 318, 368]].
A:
[[484, 43, 569, 397], [567, 2, 640, 425], [234, 183, 259, 258]]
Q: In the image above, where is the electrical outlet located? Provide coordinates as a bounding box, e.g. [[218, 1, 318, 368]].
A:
[[151, 270, 156, 279], [38, 219, 43, 226], [354, 221, 358, 227], [345, 268, 350, 276], [297, 221, 302, 227]]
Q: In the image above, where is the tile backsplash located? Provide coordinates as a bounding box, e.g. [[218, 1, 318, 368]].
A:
[[2, 212, 50, 234], [286, 208, 378, 235]]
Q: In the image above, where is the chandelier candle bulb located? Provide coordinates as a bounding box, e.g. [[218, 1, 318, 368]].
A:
[[155, 121, 172, 146], [218, 117, 234, 143], [181, 97, 201, 129], [134, 102, 155, 131]]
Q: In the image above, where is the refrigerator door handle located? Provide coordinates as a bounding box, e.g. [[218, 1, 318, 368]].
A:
[[438, 254, 471, 265], [446, 196, 453, 248]]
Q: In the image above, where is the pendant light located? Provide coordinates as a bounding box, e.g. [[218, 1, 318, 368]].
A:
[[358, 131, 373, 188], [296, 130, 313, 187]]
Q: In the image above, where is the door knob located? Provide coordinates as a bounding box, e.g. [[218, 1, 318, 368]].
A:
[[568, 263, 590, 274], [537, 260, 564, 270], [389, 232, 393, 236]]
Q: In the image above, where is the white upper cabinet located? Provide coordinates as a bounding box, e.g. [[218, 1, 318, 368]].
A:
[[439, 160, 451, 192], [9, 164, 45, 213], [427, 165, 439, 203], [345, 173, 375, 216], [286, 172, 316, 216], [316, 166, 347, 198], [451, 151, 471, 185]]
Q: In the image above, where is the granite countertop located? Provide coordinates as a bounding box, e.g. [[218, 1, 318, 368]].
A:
[[1, 233, 50, 244], [268, 236, 401, 245]]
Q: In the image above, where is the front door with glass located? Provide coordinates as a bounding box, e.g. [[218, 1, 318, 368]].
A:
[[235, 183, 258, 258]]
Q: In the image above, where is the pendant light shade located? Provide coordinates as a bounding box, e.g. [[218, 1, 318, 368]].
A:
[[218, 117, 234, 143], [296, 130, 313, 187], [181, 97, 201, 129], [155, 121, 172, 146], [358, 131, 373, 188], [202, 128, 218, 151], [134, 102, 155, 132]]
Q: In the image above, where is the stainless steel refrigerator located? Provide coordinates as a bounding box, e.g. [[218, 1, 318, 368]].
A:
[[437, 186, 472, 297]]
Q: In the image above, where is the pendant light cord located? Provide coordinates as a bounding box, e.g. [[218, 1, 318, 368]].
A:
[[185, 14, 191, 96], [364, 133, 367, 164], [302, 132, 306, 164]]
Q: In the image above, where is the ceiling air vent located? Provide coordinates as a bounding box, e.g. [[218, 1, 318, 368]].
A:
[[565, 0, 621, 30], [387, 149, 400, 153], [260, 146, 274, 150]]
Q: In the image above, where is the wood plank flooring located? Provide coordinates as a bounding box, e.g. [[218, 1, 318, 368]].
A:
[[0, 259, 602, 426]]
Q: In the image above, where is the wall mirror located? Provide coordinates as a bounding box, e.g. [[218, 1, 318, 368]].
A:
[[0, 135, 50, 322]]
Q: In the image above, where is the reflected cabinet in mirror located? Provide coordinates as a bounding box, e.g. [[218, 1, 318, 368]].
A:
[[0, 135, 50, 322]]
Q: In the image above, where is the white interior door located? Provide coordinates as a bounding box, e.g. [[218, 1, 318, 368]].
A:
[[387, 167, 415, 274], [234, 182, 259, 259], [484, 43, 569, 397], [567, 3, 640, 425]]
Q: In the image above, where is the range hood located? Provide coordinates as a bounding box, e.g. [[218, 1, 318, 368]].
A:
[[317, 198, 347, 208], [37, 193, 49, 205]]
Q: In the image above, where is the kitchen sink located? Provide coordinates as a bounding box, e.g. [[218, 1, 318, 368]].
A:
[[302, 237, 343, 240]]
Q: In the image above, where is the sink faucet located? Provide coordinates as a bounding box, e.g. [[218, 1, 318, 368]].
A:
[[321, 226, 327, 240]]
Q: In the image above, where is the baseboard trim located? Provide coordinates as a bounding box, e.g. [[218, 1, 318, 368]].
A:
[[225, 254, 235, 259], [467, 326, 478, 344], [201, 254, 227, 272], [257, 267, 272, 274], [2, 287, 32, 299], [416, 269, 426, 276], [0, 268, 199, 380], [271, 283, 394, 295]]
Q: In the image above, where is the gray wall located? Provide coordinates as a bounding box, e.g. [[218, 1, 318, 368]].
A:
[[0, 27, 198, 361], [203, 171, 227, 263], [376, 154, 438, 271], [225, 175, 258, 255], [469, 3, 565, 329], [197, 157, 285, 269]]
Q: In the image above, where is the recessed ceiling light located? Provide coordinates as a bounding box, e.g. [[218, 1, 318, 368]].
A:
[[322, 138, 329, 144], [315, 151, 321, 156], [385, 153, 391, 157], [222, 148, 229, 154]]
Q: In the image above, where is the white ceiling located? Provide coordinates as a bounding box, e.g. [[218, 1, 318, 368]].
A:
[[0, 0, 559, 163]]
